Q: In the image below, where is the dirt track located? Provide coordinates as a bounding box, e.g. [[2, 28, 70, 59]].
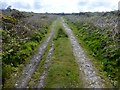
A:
[[37, 41, 54, 88], [15, 18, 106, 88], [15, 23, 54, 88], [62, 18, 105, 88]]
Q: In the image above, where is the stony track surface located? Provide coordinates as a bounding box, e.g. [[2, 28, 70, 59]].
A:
[[62, 18, 105, 88], [36, 41, 54, 88], [15, 25, 54, 88], [14, 18, 106, 88]]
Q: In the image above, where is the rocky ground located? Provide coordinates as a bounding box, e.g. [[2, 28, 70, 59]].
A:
[[14, 18, 111, 88], [15, 23, 55, 88], [62, 18, 105, 88]]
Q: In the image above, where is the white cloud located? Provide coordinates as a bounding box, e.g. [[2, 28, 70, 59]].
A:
[[0, 0, 119, 13], [36, 0, 80, 13]]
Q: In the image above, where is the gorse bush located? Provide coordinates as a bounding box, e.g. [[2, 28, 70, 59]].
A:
[[2, 8, 57, 87], [2, 16, 17, 30], [30, 33, 42, 42], [66, 12, 119, 87], [17, 42, 38, 63], [56, 28, 68, 39]]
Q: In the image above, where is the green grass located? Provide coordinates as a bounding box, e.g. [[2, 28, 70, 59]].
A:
[[28, 20, 57, 87], [2, 23, 52, 88], [44, 18, 83, 88], [64, 18, 113, 87], [28, 34, 54, 88], [2, 10, 57, 88]]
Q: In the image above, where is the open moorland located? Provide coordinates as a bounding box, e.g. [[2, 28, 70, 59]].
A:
[[1, 8, 120, 88]]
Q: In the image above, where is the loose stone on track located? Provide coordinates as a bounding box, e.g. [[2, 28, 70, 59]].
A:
[[15, 24, 54, 88], [62, 18, 105, 88], [37, 41, 54, 88]]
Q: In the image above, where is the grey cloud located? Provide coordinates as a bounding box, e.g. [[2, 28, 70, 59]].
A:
[[12, 2, 31, 9], [33, 1, 43, 10], [91, 1, 111, 7], [0, 1, 8, 9], [78, 1, 112, 11], [118, 1, 120, 10], [87, 1, 111, 11], [78, 1, 111, 8], [78, 1, 88, 6]]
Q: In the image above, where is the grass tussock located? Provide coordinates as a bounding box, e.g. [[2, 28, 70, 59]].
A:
[[65, 15, 119, 87], [45, 19, 83, 88]]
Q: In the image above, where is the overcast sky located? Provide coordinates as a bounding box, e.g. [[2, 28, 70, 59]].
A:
[[0, 0, 119, 13]]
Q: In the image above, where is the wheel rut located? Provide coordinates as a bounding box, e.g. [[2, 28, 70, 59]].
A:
[[15, 18, 106, 88], [36, 41, 54, 88], [15, 24, 54, 88], [62, 18, 105, 88]]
